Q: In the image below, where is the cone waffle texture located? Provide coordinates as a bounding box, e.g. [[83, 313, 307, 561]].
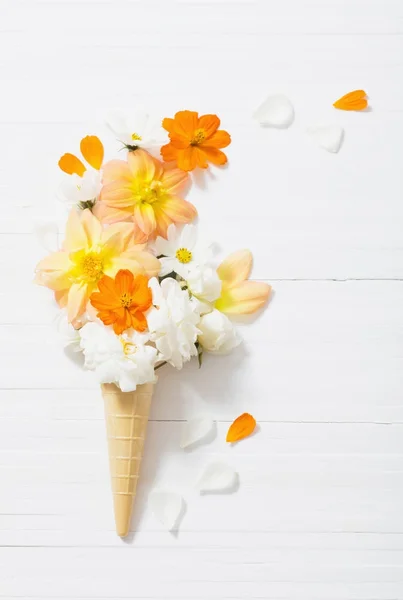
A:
[[101, 382, 154, 537]]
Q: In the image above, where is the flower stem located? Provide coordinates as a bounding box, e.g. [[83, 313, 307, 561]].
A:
[[155, 361, 167, 371]]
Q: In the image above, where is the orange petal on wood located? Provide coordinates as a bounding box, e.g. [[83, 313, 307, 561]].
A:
[[226, 413, 256, 443], [333, 90, 368, 111], [80, 135, 104, 170], [58, 153, 86, 176]]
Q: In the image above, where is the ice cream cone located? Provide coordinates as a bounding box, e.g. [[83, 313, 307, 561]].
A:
[[101, 382, 154, 537]]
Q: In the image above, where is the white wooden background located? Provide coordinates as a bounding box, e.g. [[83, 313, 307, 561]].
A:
[[1, 0, 403, 598]]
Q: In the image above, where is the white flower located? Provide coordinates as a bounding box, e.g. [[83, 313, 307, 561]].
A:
[[55, 314, 82, 352], [58, 169, 101, 209], [198, 310, 241, 354], [147, 277, 200, 369], [79, 322, 157, 392], [155, 224, 213, 279], [186, 265, 222, 314], [106, 108, 167, 154]]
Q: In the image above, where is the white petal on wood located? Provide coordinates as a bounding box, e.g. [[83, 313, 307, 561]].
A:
[[33, 220, 60, 252], [149, 491, 185, 531], [253, 94, 294, 128], [180, 416, 215, 449], [306, 125, 344, 153], [197, 462, 238, 494]]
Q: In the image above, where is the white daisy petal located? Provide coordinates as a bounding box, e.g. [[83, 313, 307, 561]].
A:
[[155, 236, 176, 258], [253, 94, 294, 128], [197, 462, 238, 494], [159, 257, 176, 276], [149, 491, 185, 531], [180, 224, 197, 250], [180, 416, 216, 449], [106, 110, 131, 145], [306, 125, 344, 153]]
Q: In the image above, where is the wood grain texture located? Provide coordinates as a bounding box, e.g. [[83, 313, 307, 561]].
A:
[[1, 0, 403, 598]]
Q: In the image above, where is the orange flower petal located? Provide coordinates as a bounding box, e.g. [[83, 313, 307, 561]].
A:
[[161, 142, 179, 163], [203, 129, 231, 149], [162, 117, 176, 133], [174, 110, 199, 137], [226, 413, 256, 443], [114, 268, 133, 295], [58, 153, 86, 176], [80, 135, 104, 170], [333, 90, 368, 111], [175, 146, 197, 171], [198, 114, 220, 138], [199, 146, 228, 166]]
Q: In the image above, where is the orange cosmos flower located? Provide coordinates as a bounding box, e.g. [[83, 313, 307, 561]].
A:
[[94, 149, 196, 239], [58, 135, 104, 176], [161, 110, 231, 171], [90, 269, 152, 335]]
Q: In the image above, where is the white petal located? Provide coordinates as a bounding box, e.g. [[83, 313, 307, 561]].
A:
[[105, 109, 131, 145], [166, 223, 178, 243], [306, 125, 344, 153], [159, 257, 176, 276], [179, 224, 197, 250], [154, 236, 175, 258], [180, 416, 215, 449], [149, 491, 185, 531], [197, 462, 238, 493], [253, 94, 294, 128], [33, 220, 60, 252]]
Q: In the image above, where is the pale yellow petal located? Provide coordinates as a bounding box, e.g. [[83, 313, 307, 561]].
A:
[[63, 209, 88, 252], [67, 283, 89, 322], [81, 208, 102, 247], [217, 249, 253, 287], [35, 251, 71, 272], [215, 281, 271, 315]]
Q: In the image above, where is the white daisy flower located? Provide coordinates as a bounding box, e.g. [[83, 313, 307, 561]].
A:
[[79, 322, 157, 392], [155, 224, 213, 279], [57, 169, 101, 210], [147, 277, 200, 369], [106, 108, 167, 154]]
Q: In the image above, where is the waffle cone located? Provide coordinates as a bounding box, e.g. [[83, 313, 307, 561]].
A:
[[101, 382, 154, 537]]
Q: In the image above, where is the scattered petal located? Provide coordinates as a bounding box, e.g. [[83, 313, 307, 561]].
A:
[[253, 94, 294, 128], [306, 125, 344, 153], [197, 462, 238, 493], [33, 220, 60, 253], [226, 413, 256, 443], [180, 416, 215, 449], [333, 90, 368, 111], [149, 491, 185, 531]]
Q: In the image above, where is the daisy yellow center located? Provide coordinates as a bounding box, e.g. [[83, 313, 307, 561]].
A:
[[131, 132, 142, 141], [120, 292, 133, 308], [122, 340, 137, 355], [190, 128, 206, 146], [76, 251, 104, 283], [176, 247, 192, 264]]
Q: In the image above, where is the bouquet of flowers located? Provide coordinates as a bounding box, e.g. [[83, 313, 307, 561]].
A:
[[35, 109, 271, 536]]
